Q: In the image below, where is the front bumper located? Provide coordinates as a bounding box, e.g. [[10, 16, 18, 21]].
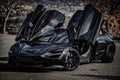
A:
[[8, 54, 65, 66]]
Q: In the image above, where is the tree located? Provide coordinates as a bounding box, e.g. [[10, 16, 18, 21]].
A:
[[0, 0, 25, 34], [87, 0, 120, 37]]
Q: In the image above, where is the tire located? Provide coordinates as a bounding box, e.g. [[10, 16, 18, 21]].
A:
[[102, 43, 115, 63], [64, 48, 80, 71]]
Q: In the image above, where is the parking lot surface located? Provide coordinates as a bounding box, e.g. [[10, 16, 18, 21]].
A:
[[0, 34, 120, 80]]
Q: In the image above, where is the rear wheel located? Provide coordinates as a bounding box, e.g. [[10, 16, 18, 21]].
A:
[[102, 43, 115, 63], [64, 48, 80, 71]]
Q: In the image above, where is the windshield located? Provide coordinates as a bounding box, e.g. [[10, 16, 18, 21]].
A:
[[33, 29, 69, 44], [39, 36, 52, 42]]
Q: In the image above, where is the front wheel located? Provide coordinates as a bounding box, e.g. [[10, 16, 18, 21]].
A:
[[64, 48, 80, 71]]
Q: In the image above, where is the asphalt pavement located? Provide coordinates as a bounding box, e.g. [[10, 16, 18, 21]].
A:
[[0, 34, 120, 80]]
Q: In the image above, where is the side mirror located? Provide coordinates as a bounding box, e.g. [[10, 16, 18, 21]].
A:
[[101, 28, 108, 35]]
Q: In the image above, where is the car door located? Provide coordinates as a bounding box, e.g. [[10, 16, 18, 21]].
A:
[[15, 12, 33, 41], [67, 10, 83, 42], [68, 4, 104, 45], [16, 8, 65, 41], [16, 5, 46, 41], [30, 10, 65, 41]]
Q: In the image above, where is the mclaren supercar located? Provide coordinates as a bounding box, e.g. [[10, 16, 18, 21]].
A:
[[8, 4, 116, 71]]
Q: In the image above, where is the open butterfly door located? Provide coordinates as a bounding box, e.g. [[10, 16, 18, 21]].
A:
[[16, 5, 46, 41], [16, 6, 65, 41], [68, 4, 104, 44], [30, 10, 65, 39]]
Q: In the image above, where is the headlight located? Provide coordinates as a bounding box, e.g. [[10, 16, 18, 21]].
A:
[[9, 47, 18, 55], [9, 50, 12, 55], [11, 47, 18, 53]]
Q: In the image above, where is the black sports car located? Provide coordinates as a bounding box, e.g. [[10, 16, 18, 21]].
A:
[[8, 4, 116, 71]]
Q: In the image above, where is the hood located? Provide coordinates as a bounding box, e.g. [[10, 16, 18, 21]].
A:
[[16, 5, 65, 41], [11, 42, 70, 56], [68, 4, 104, 44]]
